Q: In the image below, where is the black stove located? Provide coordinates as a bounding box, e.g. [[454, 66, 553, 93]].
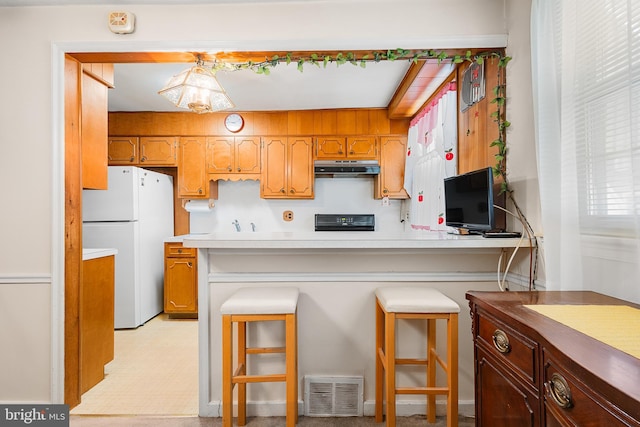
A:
[[314, 214, 375, 231]]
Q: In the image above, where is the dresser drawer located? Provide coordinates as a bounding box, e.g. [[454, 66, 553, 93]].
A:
[[543, 354, 639, 427], [477, 311, 538, 386], [165, 242, 196, 258]]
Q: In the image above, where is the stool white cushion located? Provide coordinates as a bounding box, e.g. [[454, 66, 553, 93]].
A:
[[221, 287, 299, 315], [376, 287, 460, 313]]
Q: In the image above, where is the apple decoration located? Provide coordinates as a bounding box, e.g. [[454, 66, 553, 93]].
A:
[[407, 146, 411, 156], [445, 149, 454, 161], [418, 191, 424, 202], [438, 215, 444, 225]]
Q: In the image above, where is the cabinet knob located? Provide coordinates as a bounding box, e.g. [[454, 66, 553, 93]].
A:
[[350, 151, 355, 155], [141, 156, 146, 162], [177, 249, 182, 253], [198, 188, 203, 194], [228, 166, 232, 171], [383, 189, 388, 194], [290, 189, 295, 194], [130, 157, 135, 162], [237, 167, 241, 172], [280, 189, 286, 193], [545, 373, 573, 409], [492, 329, 511, 353], [187, 262, 192, 268], [338, 150, 343, 154]]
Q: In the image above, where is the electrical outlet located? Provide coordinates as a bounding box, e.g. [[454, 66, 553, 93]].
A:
[[283, 210, 294, 221]]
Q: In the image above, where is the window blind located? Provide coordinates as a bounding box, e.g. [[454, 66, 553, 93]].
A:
[[569, 0, 640, 235]]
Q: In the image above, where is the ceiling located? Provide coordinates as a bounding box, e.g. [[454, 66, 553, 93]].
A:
[[107, 58, 455, 115]]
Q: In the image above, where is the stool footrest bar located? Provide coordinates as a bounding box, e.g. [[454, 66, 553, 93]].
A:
[[395, 358, 428, 365], [396, 386, 450, 395], [246, 346, 285, 354], [233, 374, 287, 384]]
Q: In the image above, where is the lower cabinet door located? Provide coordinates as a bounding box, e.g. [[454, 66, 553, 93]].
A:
[[476, 347, 540, 427], [164, 257, 197, 314]]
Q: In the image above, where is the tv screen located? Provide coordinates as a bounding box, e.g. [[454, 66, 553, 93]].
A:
[[444, 167, 495, 233]]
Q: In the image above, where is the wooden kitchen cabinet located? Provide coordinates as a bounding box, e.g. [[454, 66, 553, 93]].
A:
[[81, 253, 115, 393], [261, 136, 314, 199], [81, 64, 113, 190], [315, 136, 377, 159], [178, 136, 209, 198], [164, 242, 197, 315], [375, 135, 408, 199], [206, 136, 261, 180], [467, 291, 640, 427], [108, 136, 177, 166]]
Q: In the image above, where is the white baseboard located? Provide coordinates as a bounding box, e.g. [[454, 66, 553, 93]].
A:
[[200, 399, 475, 419]]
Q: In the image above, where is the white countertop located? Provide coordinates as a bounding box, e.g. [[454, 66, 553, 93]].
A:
[[182, 231, 528, 250], [82, 248, 118, 261], [164, 233, 211, 243]]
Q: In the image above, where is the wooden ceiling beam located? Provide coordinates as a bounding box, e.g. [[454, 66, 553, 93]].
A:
[[67, 48, 490, 64], [387, 60, 428, 119]]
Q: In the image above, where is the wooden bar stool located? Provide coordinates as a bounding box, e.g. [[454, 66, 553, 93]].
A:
[[375, 287, 460, 427], [221, 287, 299, 427]]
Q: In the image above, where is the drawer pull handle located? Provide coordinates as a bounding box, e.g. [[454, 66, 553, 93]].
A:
[[546, 373, 573, 409], [492, 329, 511, 353]]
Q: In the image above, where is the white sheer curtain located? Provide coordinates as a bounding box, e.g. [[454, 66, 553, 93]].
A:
[[404, 84, 457, 231], [531, 0, 640, 303]]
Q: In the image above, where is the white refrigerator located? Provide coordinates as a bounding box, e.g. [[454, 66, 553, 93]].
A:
[[83, 166, 174, 329]]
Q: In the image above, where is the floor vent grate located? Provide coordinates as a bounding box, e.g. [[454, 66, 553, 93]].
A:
[[304, 376, 363, 417]]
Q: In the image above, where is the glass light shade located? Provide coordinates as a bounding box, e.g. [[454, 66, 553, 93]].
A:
[[158, 65, 234, 113]]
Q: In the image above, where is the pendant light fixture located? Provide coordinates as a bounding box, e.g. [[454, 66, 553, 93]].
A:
[[158, 56, 234, 113]]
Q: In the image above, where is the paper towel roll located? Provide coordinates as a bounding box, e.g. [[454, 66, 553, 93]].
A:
[[184, 199, 214, 213]]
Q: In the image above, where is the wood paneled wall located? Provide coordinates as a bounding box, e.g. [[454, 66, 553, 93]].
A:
[[456, 59, 501, 175], [109, 109, 410, 137]]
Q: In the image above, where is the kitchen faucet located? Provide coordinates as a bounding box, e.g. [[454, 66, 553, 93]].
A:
[[232, 220, 241, 232]]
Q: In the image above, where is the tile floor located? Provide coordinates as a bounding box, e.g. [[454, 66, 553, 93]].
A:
[[70, 313, 199, 416], [69, 313, 475, 426]]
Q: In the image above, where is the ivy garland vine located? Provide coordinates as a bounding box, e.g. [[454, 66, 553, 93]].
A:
[[211, 48, 512, 193], [212, 48, 538, 288]]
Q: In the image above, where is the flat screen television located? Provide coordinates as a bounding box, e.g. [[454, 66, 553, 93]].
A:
[[444, 167, 495, 233]]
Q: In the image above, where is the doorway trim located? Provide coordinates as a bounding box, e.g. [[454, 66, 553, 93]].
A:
[[52, 34, 508, 413]]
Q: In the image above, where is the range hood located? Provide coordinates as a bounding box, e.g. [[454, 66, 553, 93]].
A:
[[314, 160, 380, 177]]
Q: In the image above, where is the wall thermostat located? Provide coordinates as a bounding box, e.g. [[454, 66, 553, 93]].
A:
[[108, 11, 136, 34]]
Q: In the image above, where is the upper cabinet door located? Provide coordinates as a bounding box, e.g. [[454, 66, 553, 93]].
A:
[[261, 137, 288, 198], [287, 137, 314, 198], [108, 137, 139, 165], [375, 136, 408, 199], [206, 137, 234, 173], [139, 137, 177, 165], [178, 137, 208, 198], [81, 65, 113, 189], [235, 137, 261, 174], [315, 136, 346, 159], [346, 136, 377, 159]]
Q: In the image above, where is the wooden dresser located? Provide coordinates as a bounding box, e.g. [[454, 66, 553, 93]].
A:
[[466, 291, 640, 427]]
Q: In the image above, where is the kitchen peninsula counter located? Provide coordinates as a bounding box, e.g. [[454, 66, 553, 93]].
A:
[[183, 231, 526, 250], [186, 230, 529, 417]]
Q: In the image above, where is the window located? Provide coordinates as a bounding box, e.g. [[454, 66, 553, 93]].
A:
[[569, 0, 640, 235]]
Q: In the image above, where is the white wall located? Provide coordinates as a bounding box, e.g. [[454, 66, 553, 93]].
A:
[[189, 178, 407, 233], [0, 0, 521, 405]]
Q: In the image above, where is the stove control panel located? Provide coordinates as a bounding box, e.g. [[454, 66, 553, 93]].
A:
[[314, 214, 375, 231]]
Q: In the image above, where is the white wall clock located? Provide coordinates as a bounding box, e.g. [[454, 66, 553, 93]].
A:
[[224, 113, 244, 133]]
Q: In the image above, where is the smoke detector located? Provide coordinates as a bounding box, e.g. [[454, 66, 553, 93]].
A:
[[108, 11, 135, 34]]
